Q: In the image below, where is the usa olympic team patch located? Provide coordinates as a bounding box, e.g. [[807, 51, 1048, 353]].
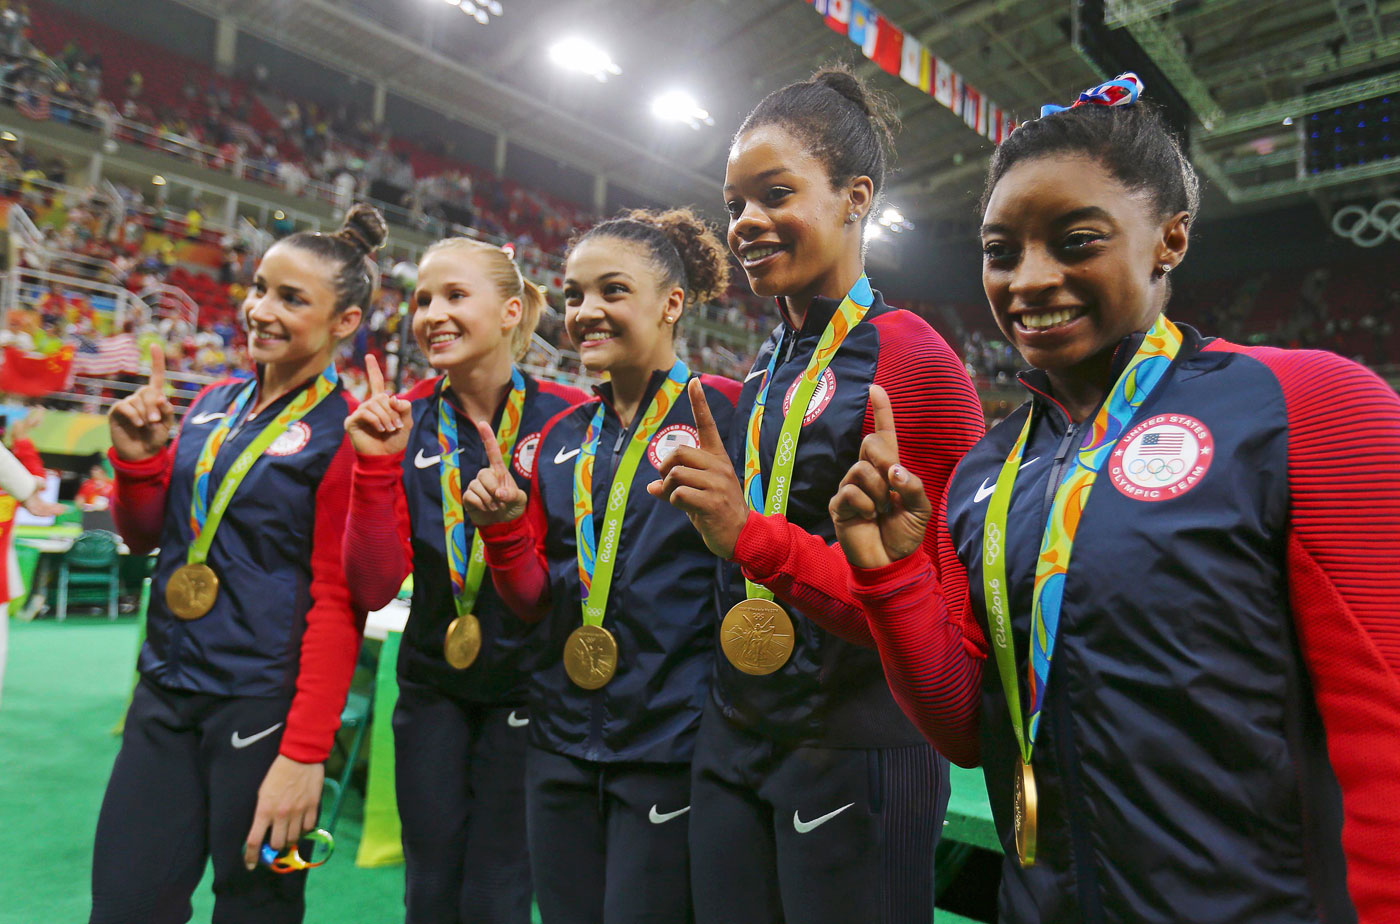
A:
[[781, 367, 836, 426], [648, 423, 699, 470], [1109, 414, 1214, 502], [513, 432, 541, 479], [265, 421, 312, 457]]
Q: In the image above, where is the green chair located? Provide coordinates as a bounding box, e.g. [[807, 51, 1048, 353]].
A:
[[321, 645, 377, 836], [55, 530, 121, 621]]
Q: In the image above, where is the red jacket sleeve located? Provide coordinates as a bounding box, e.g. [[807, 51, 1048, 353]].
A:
[[109, 444, 174, 557], [850, 486, 986, 767], [343, 450, 412, 611], [477, 407, 571, 623], [1207, 342, 1400, 922], [731, 310, 984, 647], [11, 438, 43, 476], [279, 434, 368, 763]]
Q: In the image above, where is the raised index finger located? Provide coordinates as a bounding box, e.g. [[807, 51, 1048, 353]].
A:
[[475, 420, 507, 472], [365, 353, 385, 396], [688, 378, 725, 456], [148, 344, 165, 393], [869, 385, 897, 453]]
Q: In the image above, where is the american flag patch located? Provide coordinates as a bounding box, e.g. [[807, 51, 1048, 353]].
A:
[[1139, 431, 1185, 455]]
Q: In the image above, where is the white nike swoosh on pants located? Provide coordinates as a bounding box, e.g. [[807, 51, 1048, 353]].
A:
[[793, 802, 854, 833], [231, 722, 283, 749], [648, 804, 690, 824]]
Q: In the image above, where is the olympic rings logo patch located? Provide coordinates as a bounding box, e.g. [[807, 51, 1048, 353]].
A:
[[1332, 198, 1400, 248], [1109, 414, 1213, 502]]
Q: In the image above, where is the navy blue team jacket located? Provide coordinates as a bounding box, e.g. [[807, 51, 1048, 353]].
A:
[[392, 373, 582, 702], [482, 369, 740, 764]]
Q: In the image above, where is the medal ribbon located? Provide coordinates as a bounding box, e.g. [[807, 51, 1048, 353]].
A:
[[186, 365, 339, 565], [741, 275, 873, 599], [574, 360, 688, 627], [983, 315, 1182, 763], [439, 367, 527, 618]]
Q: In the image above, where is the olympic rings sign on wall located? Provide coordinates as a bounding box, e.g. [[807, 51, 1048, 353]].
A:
[[1332, 199, 1400, 247]]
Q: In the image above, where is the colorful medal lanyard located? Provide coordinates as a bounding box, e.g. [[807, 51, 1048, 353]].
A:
[[981, 315, 1182, 767], [573, 360, 689, 626], [187, 365, 338, 567], [438, 367, 527, 617], [741, 276, 873, 600]]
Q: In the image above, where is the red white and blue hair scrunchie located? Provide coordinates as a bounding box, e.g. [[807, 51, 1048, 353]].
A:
[[1039, 72, 1144, 118]]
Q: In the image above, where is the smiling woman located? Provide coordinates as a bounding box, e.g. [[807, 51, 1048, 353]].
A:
[[831, 79, 1400, 924], [659, 66, 985, 924], [339, 235, 583, 924], [92, 204, 387, 924], [455, 207, 742, 924]]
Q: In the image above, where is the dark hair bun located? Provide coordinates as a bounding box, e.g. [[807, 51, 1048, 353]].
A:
[[738, 63, 900, 201], [335, 203, 388, 257], [622, 207, 730, 306]]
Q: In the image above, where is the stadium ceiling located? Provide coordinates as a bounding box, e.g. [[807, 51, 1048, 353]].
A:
[[171, 0, 1400, 227]]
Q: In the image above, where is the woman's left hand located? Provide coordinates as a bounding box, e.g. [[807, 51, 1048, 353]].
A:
[[243, 754, 324, 870], [647, 378, 748, 559]]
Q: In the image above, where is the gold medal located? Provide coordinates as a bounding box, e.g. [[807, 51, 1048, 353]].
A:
[[720, 598, 794, 675], [444, 614, 482, 669], [562, 625, 618, 689], [1013, 760, 1038, 868], [165, 562, 220, 620]]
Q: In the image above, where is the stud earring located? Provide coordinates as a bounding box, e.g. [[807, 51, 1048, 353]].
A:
[[847, 211, 860, 224], [1159, 263, 1172, 275]]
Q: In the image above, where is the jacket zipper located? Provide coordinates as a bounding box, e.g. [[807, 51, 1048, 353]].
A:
[[1027, 400, 1105, 921]]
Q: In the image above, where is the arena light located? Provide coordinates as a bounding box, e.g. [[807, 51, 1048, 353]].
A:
[[486, 0, 502, 13], [151, 175, 167, 187], [877, 206, 913, 233], [548, 37, 620, 82], [651, 90, 713, 129], [864, 223, 884, 242]]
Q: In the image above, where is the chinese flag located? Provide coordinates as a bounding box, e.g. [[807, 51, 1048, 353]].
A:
[[869, 16, 903, 76], [0, 345, 74, 396]]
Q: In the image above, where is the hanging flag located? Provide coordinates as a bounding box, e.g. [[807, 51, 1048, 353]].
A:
[[870, 15, 902, 75], [824, 0, 851, 34], [848, 1, 872, 47], [988, 105, 1003, 142], [900, 36, 924, 87], [962, 85, 982, 131], [933, 56, 953, 106]]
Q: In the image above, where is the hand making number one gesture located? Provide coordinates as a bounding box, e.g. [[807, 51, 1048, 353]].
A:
[[647, 378, 747, 559], [829, 385, 932, 570], [462, 419, 527, 526], [344, 354, 413, 456], [109, 344, 176, 463]]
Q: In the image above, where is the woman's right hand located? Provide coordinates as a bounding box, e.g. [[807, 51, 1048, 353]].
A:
[[109, 345, 174, 462], [830, 385, 932, 570], [344, 354, 412, 456], [462, 420, 527, 525]]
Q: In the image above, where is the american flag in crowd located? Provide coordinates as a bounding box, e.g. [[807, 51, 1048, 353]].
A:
[[71, 333, 141, 377], [16, 92, 49, 121], [1139, 431, 1185, 456]]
